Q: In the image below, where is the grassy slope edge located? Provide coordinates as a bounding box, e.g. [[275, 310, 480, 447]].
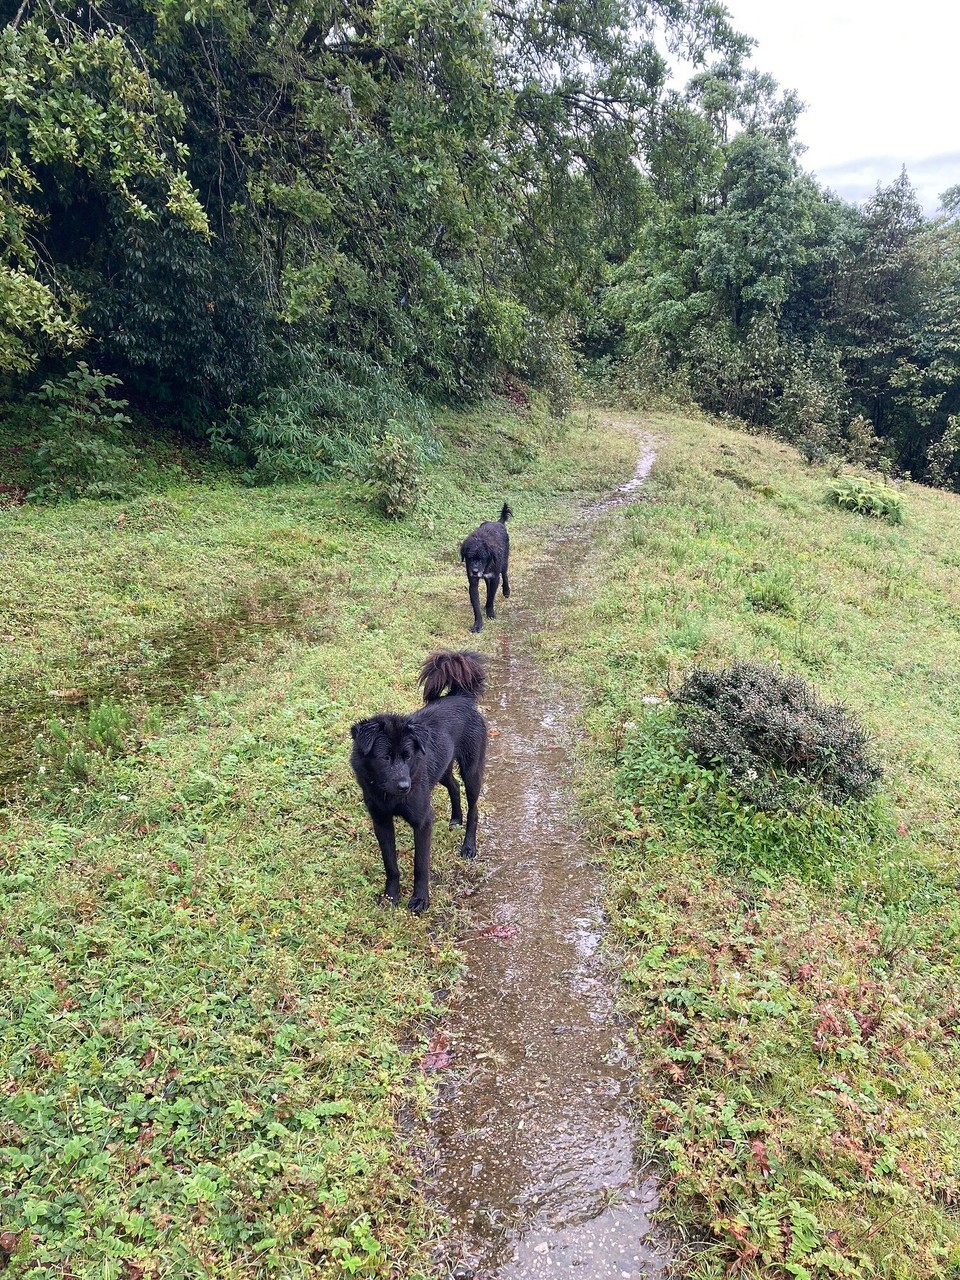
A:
[[0, 403, 635, 1279], [539, 413, 960, 1279]]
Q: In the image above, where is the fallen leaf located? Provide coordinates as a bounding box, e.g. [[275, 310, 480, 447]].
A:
[[422, 1032, 453, 1071], [479, 923, 519, 940], [423, 1050, 453, 1070]]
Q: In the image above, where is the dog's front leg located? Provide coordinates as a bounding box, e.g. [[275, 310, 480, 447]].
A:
[[408, 811, 434, 914], [468, 576, 483, 633], [371, 815, 401, 906], [484, 574, 499, 620]]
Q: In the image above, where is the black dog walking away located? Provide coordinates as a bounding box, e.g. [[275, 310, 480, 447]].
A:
[[349, 651, 488, 913], [460, 503, 511, 633]]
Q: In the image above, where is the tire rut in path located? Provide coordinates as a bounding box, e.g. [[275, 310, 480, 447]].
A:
[[430, 437, 669, 1279]]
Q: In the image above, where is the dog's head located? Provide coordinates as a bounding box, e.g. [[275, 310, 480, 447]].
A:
[[349, 714, 428, 802], [460, 532, 494, 581]]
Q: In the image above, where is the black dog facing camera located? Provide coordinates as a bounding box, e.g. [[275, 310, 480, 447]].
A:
[[349, 651, 488, 913], [460, 503, 512, 633]]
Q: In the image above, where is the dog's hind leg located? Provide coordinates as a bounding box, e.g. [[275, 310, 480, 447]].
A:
[[468, 577, 483, 633], [372, 815, 401, 906], [409, 811, 434, 914], [441, 765, 464, 828], [501, 555, 510, 598], [457, 738, 486, 860], [484, 574, 500, 620]]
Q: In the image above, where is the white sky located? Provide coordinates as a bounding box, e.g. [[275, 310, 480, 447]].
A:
[[715, 0, 960, 215]]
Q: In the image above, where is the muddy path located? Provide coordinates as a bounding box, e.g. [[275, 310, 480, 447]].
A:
[[430, 434, 668, 1279]]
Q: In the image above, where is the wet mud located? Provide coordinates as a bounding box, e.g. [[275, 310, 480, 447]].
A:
[[431, 438, 667, 1278]]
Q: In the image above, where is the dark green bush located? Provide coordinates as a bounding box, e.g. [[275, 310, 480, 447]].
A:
[[670, 662, 881, 808]]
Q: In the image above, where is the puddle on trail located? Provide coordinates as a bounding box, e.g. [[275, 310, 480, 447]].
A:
[[0, 582, 309, 803], [430, 443, 667, 1278]]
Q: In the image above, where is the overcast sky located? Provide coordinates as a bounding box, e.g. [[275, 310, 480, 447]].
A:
[[715, 0, 959, 215]]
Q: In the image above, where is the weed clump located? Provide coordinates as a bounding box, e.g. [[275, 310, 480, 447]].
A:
[[670, 662, 881, 808], [828, 475, 904, 523], [746, 568, 796, 615], [35, 697, 131, 783]]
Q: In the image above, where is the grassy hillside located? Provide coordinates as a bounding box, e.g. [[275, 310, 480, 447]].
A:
[[5, 402, 960, 1279], [0, 403, 633, 1279], [539, 414, 960, 1279]]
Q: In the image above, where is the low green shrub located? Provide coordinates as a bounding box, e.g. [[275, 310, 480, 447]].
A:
[[925, 414, 960, 489], [22, 364, 139, 501], [366, 429, 421, 518], [828, 475, 904, 523], [669, 662, 881, 809]]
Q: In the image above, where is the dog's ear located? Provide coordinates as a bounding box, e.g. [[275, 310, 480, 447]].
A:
[[459, 540, 467, 563], [407, 723, 429, 755], [350, 718, 380, 756]]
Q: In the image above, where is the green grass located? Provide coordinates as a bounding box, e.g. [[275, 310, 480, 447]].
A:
[[537, 413, 960, 1279], [0, 400, 634, 1278], [8, 399, 960, 1279]]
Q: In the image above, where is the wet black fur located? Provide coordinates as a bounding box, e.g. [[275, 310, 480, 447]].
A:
[[349, 652, 488, 913], [459, 503, 512, 633]]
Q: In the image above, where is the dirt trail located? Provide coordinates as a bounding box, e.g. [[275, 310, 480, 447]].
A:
[[431, 435, 668, 1279]]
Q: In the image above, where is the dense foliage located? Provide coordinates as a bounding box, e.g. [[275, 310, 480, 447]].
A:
[[2, 1, 959, 490], [598, 62, 960, 485], [0, 0, 742, 474]]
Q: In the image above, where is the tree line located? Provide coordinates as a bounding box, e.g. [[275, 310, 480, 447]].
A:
[[2, 1, 958, 491]]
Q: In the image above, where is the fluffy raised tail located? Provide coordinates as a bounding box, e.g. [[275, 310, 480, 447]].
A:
[[499, 503, 512, 523], [419, 650, 487, 702]]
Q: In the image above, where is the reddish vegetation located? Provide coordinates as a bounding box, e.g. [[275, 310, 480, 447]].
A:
[[610, 853, 960, 1274]]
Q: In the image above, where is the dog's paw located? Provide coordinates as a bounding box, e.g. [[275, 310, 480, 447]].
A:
[[408, 891, 430, 914], [448, 817, 463, 830], [485, 610, 496, 620], [381, 885, 400, 908], [459, 842, 477, 861], [469, 623, 482, 634], [502, 585, 511, 598]]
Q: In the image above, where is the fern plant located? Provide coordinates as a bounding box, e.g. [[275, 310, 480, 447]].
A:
[[827, 476, 904, 524]]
